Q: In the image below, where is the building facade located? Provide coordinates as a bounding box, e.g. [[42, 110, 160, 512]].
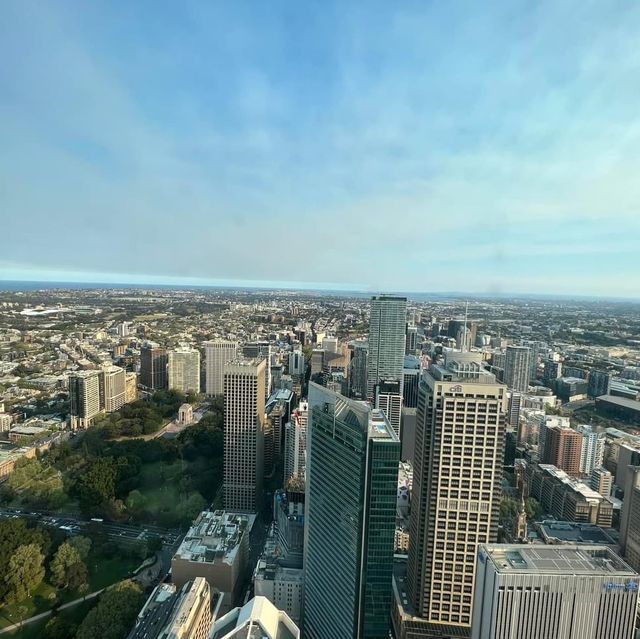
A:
[[224, 359, 266, 512], [140, 343, 168, 390], [367, 295, 407, 401], [68, 370, 102, 427], [303, 383, 400, 639], [504, 346, 531, 393], [399, 352, 507, 637], [472, 545, 639, 639], [204, 340, 238, 396], [168, 347, 201, 394]]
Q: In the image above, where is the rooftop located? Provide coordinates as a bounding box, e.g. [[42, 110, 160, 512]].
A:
[[597, 395, 640, 412], [212, 596, 299, 639], [537, 520, 618, 546], [481, 545, 636, 576], [538, 464, 604, 502], [174, 510, 255, 566]]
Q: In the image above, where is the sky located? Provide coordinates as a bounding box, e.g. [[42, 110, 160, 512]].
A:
[[1, 1, 640, 297]]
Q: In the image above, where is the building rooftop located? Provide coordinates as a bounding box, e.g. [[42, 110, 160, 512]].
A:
[[597, 395, 640, 412], [212, 596, 299, 639], [537, 520, 618, 547], [174, 510, 255, 566], [480, 545, 636, 576], [538, 464, 604, 502]]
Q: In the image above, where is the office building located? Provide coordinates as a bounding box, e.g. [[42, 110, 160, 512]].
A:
[[304, 383, 400, 639], [99, 365, 126, 413], [556, 376, 589, 402], [528, 464, 613, 527], [0, 413, 11, 432], [396, 352, 507, 637], [507, 392, 521, 429], [590, 466, 613, 498], [204, 340, 237, 396], [140, 343, 168, 390], [472, 545, 639, 639], [403, 355, 421, 409], [367, 295, 407, 400], [589, 369, 612, 398], [242, 342, 272, 398], [172, 510, 255, 607], [375, 379, 403, 437], [504, 345, 531, 393], [68, 370, 102, 427], [284, 405, 307, 483], [577, 424, 605, 475], [621, 466, 640, 573], [125, 372, 137, 403], [349, 339, 368, 399], [406, 324, 418, 354], [275, 485, 305, 569], [127, 577, 216, 639], [168, 347, 201, 394], [224, 359, 266, 512], [212, 596, 300, 639], [288, 349, 305, 376]]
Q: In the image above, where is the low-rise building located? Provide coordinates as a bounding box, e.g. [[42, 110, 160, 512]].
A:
[[171, 510, 255, 609]]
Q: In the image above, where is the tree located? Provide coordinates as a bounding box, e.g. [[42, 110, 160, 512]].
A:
[[4, 544, 45, 602], [499, 497, 519, 525], [69, 535, 92, 561], [45, 615, 77, 639], [50, 542, 86, 589], [76, 458, 118, 509], [75, 580, 144, 639], [525, 497, 544, 521], [125, 490, 148, 515]]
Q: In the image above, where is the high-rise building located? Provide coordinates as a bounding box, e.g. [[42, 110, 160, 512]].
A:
[[140, 343, 168, 391], [503, 346, 531, 393], [406, 324, 418, 354], [395, 352, 506, 637], [288, 350, 305, 376], [590, 466, 613, 497], [127, 577, 214, 639], [403, 355, 421, 409], [349, 339, 368, 399], [284, 403, 307, 483], [472, 545, 639, 639], [621, 466, 640, 573], [375, 380, 402, 437], [99, 365, 126, 413], [224, 359, 266, 512], [577, 424, 605, 475], [543, 426, 583, 476], [304, 383, 400, 639], [507, 392, 522, 429], [168, 347, 201, 394], [588, 369, 612, 398], [242, 342, 272, 398], [204, 340, 237, 396], [544, 359, 562, 383], [367, 295, 407, 400], [68, 370, 102, 427]]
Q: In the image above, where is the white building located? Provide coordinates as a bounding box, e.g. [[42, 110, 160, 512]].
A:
[[288, 350, 305, 376], [168, 346, 201, 394], [577, 424, 605, 475], [100, 365, 126, 413], [212, 596, 300, 639], [472, 545, 639, 639], [178, 403, 194, 426], [204, 340, 238, 396]]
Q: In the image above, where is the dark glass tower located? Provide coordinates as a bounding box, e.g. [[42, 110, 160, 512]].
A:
[[303, 383, 400, 639]]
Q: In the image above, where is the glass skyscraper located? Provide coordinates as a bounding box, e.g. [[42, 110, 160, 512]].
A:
[[303, 383, 400, 639]]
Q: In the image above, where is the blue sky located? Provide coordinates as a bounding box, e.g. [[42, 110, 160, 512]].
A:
[[1, 1, 640, 297]]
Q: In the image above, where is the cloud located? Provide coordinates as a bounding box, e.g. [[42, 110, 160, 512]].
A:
[[1, 0, 640, 296]]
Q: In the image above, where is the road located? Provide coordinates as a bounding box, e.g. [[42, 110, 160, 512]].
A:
[[0, 507, 183, 548]]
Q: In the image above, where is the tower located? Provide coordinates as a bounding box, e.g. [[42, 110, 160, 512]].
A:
[[140, 343, 168, 390], [168, 347, 201, 394], [223, 359, 267, 513], [303, 383, 400, 639], [68, 370, 102, 427], [504, 346, 531, 393], [204, 340, 237, 396], [399, 352, 507, 637], [367, 295, 407, 401]]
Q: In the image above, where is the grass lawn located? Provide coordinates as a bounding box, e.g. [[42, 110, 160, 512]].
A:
[[86, 555, 139, 592], [0, 582, 57, 629]]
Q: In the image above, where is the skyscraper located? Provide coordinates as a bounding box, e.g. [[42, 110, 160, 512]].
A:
[[284, 403, 307, 483], [588, 369, 612, 398], [367, 295, 407, 401], [406, 324, 418, 354], [543, 425, 583, 476], [288, 349, 305, 376], [168, 346, 201, 394], [304, 383, 400, 639], [374, 380, 402, 437], [503, 345, 531, 393], [394, 352, 506, 637], [577, 424, 605, 475], [204, 340, 237, 396], [472, 545, 639, 639], [349, 339, 368, 399], [140, 343, 168, 391], [99, 365, 126, 412], [224, 359, 266, 513], [68, 370, 102, 427]]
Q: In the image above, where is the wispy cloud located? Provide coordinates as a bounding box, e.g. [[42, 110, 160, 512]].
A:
[[1, 0, 640, 296]]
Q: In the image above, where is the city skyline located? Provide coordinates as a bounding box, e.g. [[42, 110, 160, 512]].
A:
[[3, 1, 640, 297]]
